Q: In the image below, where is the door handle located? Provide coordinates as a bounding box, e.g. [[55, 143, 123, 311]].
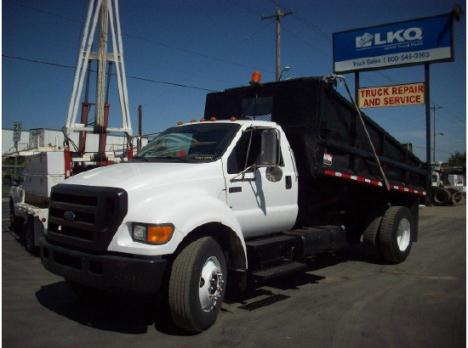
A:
[[285, 176, 292, 189], [229, 186, 242, 193]]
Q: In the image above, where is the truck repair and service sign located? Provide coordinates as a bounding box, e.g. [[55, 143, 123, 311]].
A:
[[333, 13, 453, 73], [358, 82, 425, 108]]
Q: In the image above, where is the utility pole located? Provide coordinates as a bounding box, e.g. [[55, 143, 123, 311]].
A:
[[262, 7, 293, 81], [431, 104, 442, 162]]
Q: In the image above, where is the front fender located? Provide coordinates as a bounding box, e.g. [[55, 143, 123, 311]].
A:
[[108, 192, 247, 268]]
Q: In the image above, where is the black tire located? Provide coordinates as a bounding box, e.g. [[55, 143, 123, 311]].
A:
[[168, 237, 227, 332], [9, 200, 24, 234], [451, 191, 463, 205], [433, 187, 450, 206], [24, 218, 39, 255], [379, 206, 413, 264], [363, 216, 382, 261]]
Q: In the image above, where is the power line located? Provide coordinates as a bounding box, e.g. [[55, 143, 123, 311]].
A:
[[293, 14, 329, 41], [282, 27, 330, 58], [14, 2, 82, 24], [438, 111, 466, 125], [412, 144, 460, 156], [12, 1, 273, 74], [3, 54, 217, 92], [123, 33, 272, 73]]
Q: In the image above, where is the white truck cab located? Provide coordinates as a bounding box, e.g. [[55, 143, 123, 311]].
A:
[[41, 120, 301, 332]]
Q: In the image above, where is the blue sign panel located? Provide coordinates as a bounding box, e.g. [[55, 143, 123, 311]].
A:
[[333, 13, 454, 73]]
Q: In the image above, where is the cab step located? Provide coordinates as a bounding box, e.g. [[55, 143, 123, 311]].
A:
[[251, 261, 307, 281], [246, 234, 297, 267]]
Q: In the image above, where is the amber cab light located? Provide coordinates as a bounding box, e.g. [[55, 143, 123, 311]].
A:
[[147, 224, 174, 244], [250, 71, 262, 84]]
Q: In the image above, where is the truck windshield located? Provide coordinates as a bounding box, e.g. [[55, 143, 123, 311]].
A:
[[135, 123, 241, 162]]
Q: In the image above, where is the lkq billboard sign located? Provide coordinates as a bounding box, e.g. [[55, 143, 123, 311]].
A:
[[333, 13, 454, 73]]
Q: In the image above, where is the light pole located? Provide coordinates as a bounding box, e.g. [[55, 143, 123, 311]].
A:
[[279, 65, 291, 80], [431, 104, 442, 162], [434, 132, 444, 163]]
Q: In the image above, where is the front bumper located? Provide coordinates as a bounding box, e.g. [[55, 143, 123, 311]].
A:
[[40, 238, 167, 294]]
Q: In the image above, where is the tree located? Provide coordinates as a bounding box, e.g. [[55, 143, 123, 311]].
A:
[[447, 151, 466, 167]]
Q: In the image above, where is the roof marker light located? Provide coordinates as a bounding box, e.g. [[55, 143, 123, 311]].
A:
[[190, 119, 196, 123], [200, 117, 206, 122], [210, 116, 217, 121], [230, 116, 237, 121], [176, 121, 183, 125], [250, 71, 262, 84]]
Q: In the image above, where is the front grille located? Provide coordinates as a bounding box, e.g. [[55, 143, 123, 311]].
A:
[[47, 184, 128, 252]]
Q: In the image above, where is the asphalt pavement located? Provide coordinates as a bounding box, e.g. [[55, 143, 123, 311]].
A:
[[2, 203, 466, 347]]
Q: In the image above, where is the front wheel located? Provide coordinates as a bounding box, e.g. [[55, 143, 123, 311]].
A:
[[24, 218, 39, 255], [9, 200, 24, 234], [378, 206, 414, 264], [168, 237, 227, 332]]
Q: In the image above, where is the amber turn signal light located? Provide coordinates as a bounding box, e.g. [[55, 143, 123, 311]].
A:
[[132, 223, 175, 245]]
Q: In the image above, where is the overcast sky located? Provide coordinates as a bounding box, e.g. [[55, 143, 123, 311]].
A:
[[3, 0, 466, 161]]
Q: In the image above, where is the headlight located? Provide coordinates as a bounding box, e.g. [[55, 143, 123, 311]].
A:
[[132, 223, 175, 245]]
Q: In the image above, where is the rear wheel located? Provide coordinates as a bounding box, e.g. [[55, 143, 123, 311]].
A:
[[363, 216, 382, 261], [451, 191, 463, 205], [433, 187, 450, 205], [378, 206, 413, 264], [168, 237, 227, 332]]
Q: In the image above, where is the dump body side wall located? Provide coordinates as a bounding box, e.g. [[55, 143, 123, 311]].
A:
[[204, 77, 425, 227]]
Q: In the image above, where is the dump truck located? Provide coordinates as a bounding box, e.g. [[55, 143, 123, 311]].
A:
[[40, 76, 427, 332]]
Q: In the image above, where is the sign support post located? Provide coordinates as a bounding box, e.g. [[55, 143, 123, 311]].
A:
[[354, 71, 360, 103], [424, 63, 432, 203]]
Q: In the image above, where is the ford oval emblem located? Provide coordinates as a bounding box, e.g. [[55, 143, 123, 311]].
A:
[[64, 211, 76, 221]]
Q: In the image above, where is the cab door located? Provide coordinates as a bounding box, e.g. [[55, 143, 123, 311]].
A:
[[223, 126, 298, 238]]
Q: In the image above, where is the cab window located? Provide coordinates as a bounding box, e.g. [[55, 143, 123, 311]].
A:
[[227, 128, 282, 174]]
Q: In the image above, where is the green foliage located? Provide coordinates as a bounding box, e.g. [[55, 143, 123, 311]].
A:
[[447, 151, 466, 167]]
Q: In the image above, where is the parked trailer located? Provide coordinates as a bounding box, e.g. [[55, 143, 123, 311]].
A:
[[40, 76, 427, 332], [9, 144, 144, 253]]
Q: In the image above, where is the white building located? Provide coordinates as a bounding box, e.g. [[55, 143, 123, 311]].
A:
[[2, 128, 147, 156]]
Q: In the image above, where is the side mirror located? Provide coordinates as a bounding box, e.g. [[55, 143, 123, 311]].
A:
[[258, 129, 279, 167], [266, 166, 283, 182]]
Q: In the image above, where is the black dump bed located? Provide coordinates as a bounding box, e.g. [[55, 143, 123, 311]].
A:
[[204, 77, 427, 192]]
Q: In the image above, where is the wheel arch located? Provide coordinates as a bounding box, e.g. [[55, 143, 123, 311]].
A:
[[174, 222, 247, 271]]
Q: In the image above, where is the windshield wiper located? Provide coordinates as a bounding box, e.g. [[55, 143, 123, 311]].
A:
[[132, 156, 149, 162], [136, 155, 188, 162]]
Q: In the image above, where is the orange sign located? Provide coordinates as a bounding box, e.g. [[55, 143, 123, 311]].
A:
[[358, 83, 425, 108]]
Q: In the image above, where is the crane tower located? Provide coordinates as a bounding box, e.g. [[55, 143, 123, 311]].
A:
[[65, 0, 132, 168]]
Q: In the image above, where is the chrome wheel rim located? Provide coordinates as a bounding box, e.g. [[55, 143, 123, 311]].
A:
[[199, 256, 224, 313], [397, 218, 411, 251]]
